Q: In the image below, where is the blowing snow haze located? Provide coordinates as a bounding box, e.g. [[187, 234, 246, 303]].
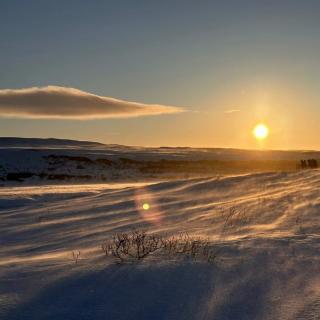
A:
[[1, 1, 320, 319]]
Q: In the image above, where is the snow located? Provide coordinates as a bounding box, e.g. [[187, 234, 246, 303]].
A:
[[1, 137, 320, 162], [1, 169, 320, 319], [1, 137, 320, 185]]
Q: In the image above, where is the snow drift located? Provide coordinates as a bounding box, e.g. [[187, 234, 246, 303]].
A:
[[1, 170, 320, 319]]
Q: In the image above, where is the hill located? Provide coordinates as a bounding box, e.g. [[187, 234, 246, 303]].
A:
[[0, 137, 320, 183]]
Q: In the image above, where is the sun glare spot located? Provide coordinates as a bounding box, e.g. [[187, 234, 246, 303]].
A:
[[253, 123, 269, 140], [142, 203, 150, 210]]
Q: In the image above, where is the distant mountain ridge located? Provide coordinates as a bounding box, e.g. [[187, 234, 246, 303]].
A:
[[0, 137, 320, 161], [0, 137, 105, 148], [0, 137, 320, 183]]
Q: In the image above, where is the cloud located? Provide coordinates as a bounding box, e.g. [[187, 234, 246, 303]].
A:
[[224, 109, 240, 114], [0, 86, 184, 120]]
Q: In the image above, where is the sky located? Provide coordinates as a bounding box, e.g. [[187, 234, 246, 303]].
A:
[[1, 0, 320, 149]]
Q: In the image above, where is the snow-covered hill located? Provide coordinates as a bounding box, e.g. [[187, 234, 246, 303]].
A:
[[0, 137, 320, 183], [1, 170, 320, 319], [1, 137, 320, 160], [0, 137, 105, 149]]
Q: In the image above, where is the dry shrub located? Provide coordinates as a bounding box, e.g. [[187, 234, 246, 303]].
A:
[[102, 230, 218, 263], [161, 232, 218, 262], [221, 205, 250, 235], [72, 250, 81, 264], [101, 230, 163, 262]]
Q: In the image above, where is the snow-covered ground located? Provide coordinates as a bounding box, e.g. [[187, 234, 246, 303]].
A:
[[1, 169, 320, 319], [1, 137, 320, 183]]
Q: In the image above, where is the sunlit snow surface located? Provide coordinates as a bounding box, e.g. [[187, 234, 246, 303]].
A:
[[1, 171, 320, 319]]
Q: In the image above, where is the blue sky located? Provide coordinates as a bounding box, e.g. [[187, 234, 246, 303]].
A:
[[1, 0, 320, 148]]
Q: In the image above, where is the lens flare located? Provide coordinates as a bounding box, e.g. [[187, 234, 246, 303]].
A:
[[142, 203, 150, 210], [134, 187, 163, 225]]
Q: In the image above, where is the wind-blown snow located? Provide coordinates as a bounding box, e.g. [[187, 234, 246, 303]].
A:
[[1, 137, 320, 184], [1, 170, 320, 319]]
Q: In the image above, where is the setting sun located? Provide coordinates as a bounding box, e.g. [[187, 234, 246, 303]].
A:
[[253, 123, 269, 140]]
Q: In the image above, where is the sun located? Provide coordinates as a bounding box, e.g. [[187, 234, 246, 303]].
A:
[[253, 123, 269, 140]]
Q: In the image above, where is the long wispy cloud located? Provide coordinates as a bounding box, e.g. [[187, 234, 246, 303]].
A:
[[224, 109, 240, 114], [0, 86, 184, 119]]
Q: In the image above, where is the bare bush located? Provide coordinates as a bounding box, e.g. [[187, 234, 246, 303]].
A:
[[221, 205, 250, 235], [102, 230, 218, 263], [161, 232, 218, 262], [101, 230, 163, 262], [72, 250, 81, 264]]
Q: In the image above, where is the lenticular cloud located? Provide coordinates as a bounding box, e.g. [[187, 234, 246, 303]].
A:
[[0, 86, 183, 119]]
